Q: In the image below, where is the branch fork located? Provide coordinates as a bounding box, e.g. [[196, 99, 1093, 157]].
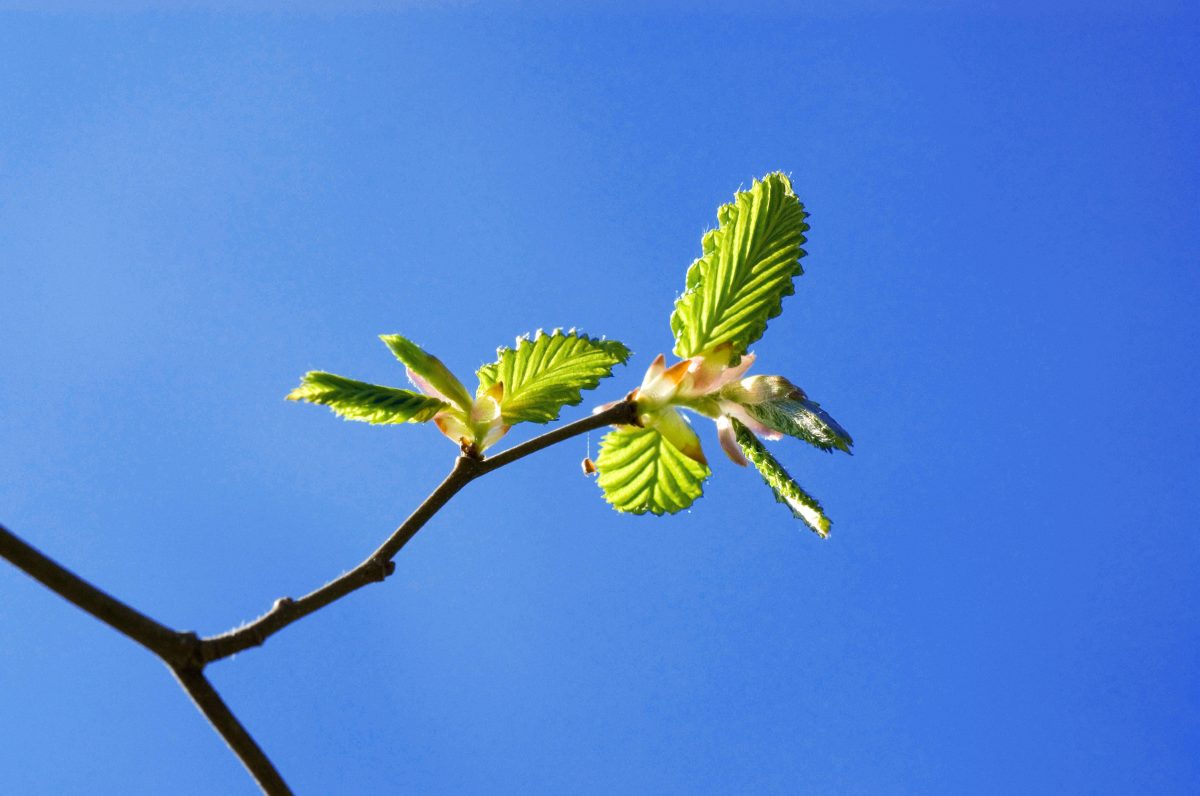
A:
[[0, 398, 638, 795]]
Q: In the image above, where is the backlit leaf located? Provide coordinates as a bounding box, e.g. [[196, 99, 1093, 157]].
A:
[[477, 329, 631, 424], [286, 372, 447, 424], [670, 173, 808, 360], [379, 334, 473, 412], [595, 425, 710, 515]]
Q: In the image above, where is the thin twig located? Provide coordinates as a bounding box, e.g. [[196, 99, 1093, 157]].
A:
[[200, 398, 638, 663], [198, 456, 478, 662], [480, 396, 640, 473]]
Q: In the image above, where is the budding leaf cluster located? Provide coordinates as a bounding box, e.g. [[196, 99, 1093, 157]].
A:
[[289, 330, 629, 454], [289, 171, 852, 537], [592, 172, 853, 535]]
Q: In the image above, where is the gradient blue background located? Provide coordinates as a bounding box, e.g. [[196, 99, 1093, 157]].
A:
[[2, 5, 1197, 794]]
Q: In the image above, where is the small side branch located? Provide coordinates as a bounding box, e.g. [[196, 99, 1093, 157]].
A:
[[200, 398, 638, 662], [199, 455, 479, 662]]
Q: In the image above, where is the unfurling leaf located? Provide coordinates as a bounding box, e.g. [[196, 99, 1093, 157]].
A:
[[722, 375, 853, 454], [731, 417, 831, 537], [379, 334, 473, 412], [744, 396, 853, 454], [670, 173, 809, 361], [477, 329, 631, 424], [595, 425, 710, 515], [286, 372, 447, 424]]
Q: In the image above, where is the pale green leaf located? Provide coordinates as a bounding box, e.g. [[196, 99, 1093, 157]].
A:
[[477, 329, 631, 424], [731, 417, 831, 536], [670, 173, 809, 360], [379, 334, 473, 412], [595, 425, 710, 515], [287, 371, 447, 424]]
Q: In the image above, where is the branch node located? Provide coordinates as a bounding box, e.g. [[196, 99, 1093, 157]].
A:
[[457, 450, 483, 471], [363, 557, 392, 583], [621, 394, 642, 426], [166, 630, 206, 671]]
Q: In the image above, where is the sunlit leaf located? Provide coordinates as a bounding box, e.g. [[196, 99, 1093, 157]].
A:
[[670, 173, 808, 360], [731, 417, 831, 536], [286, 372, 447, 424], [379, 334, 473, 412], [744, 398, 852, 454], [722, 375, 853, 453], [477, 329, 631, 424], [595, 425, 710, 515]]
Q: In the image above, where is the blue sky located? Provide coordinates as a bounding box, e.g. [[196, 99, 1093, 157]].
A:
[[1, 6, 1198, 794]]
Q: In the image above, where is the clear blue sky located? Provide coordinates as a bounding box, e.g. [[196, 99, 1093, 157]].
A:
[[2, 5, 1197, 794]]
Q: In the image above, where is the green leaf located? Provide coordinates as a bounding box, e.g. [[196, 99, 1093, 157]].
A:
[[731, 417, 831, 536], [720, 374, 852, 454], [670, 172, 809, 360], [595, 425, 710, 515], [476, 329, 631, 424], [379, 334, 473, 412], [744, 397, 853, 454], [287, 372, 447, 424]]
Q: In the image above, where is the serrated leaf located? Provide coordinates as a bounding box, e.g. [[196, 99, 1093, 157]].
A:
[[744, 397, 853, 454], [476, 330, 631, 424], [379, 334, 473, 412], [595, 425, 710, 515], [731, 417, 831, 536], [287, 372, 447, 424], [670, 173, 809, 360], [720, 375, 852, 454]]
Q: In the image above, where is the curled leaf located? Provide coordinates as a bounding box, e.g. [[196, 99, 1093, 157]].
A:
[[731, 417, 832, 536]]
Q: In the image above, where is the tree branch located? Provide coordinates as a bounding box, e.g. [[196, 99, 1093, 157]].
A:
[[0, 522, 287, 790], [0, 397, 638, 794], [0, 523, 199, 667]]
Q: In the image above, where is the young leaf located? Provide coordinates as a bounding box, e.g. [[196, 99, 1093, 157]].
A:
[[731, 417, 831, 536], [595, 425, 710, 515], [379, 334, 473, 412], [670, 173, 809, 360], [287, 372, 447, 424], [476, 329, 631, 424], [741, 397, 853, 454], [720, 375, 852, 453]]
